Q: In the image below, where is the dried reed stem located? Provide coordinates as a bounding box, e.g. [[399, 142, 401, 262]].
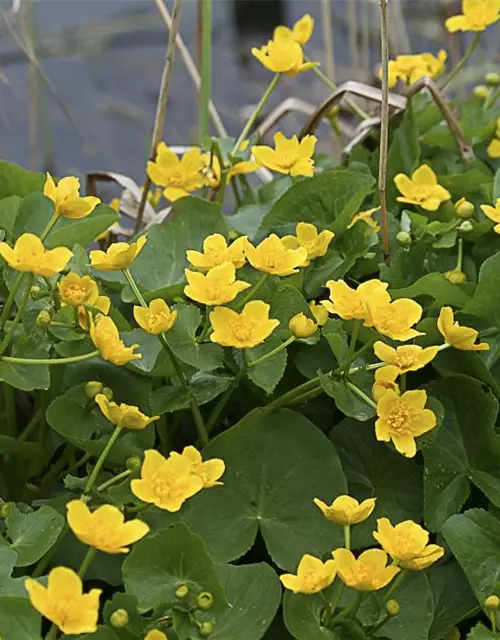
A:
[[378, 0, 390, 258]]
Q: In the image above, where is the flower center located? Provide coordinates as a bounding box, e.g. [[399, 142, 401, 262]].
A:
[[386, 406, 413, 434], [65, 284, 90, 304], [280, 152, 299, 169], [169, 171, 187, 187], [396, 352, 418, 369], [232, 318, 254, 342]]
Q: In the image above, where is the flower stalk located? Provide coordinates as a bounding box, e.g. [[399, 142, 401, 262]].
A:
[[378, 0, 390, 258], [84, 425, 123, 495], [440, 32, 481, 90], [199, 0, 212, 145]]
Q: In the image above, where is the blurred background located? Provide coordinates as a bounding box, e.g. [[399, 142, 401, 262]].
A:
[[0, 0, 498, 182]]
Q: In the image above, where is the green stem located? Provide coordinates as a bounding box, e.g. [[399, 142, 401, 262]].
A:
[[78, 546, 97, 578], [248, 336, 295, 368], [96, 469, 132, 493], [123, 269, 148, 306], [440, 32, 482, 90], [206, 368, 246, 433], [84, 426, 123, 495], [0, 272, 25, 332], [0, 274, 34, 356], [371, 612, 391, 634], [345, 380, 377, 410], [235, 272, 269, 310], [384, 568, 407, 602], [485, 86, 500, 109], [18, 407, 41, 441], [320, 591, 333, 625], [344, 525, 351, 550], [231, 73, 281, 155], [456, 237, 464, 271], [45, 625, 59, 640], [330, 592, 364, 624], [491, 611, 497, 633], [400, 373, 407, 393], [40, 211, 60, 242], [268, 376, 321, 409], [199, 0, 212, 145], [329, 580, 344, 621], [1, 350, 100, 366], [342, 320, 361, 375], [287, 385, 324, 406], [197, 310, 212, 343]]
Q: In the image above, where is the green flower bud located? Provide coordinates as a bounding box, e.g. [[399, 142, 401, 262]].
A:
[[486, 72, 500, 86], [455, 198, 475, 218], [458, 220, 474, 233], [175, 584, 189, 598], [126, 456, 142, 472], [102, 387, 114, 401], [396, 231, 412, 247], [85, 381, 104, 399], [29, 285, 42, 300], [445, 269, 467, 284], [426, 221, 442, 235], [473, 85, 491, 100], [36, 309, 52, 327], [110, 608, 129, 628], [197, 592, 214, 610], [385, 599, 400, 617], [444, 628, 460, 640], [0, 502, 12, 518], [199, 621, 214, 636], [485, 595, 500, 609]]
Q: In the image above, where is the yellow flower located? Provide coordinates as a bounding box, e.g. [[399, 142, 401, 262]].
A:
[[145, 632, 168, 640], [376, 389, 437, 458], [25, 567, 101, 635], [89, 235, 147, 271], [251, 31, 317, 76], [372, 365, 401, 402], [383, 51, 447, 88], [78, 295, 111, 330], [289, 312, 317, 338], [58, 273, 99, 307], [44, 173, 100, 219], [210, 300, 279, 349], [66, 500, 149, 554], [252, 133, 317, 177], [147, 143, 206, 201], [0, 233, 72, 277], [333, 548, 400, 591], [169, 446, 225, 488], [131, 449, 203, 512], [371, 299, 424, 341], [90, 315, 141, 366], [309, 301, 328, 326], [321, 279, 390, 324], [437, 306, 489, 351], [280, 554, 337, 594], [184, 262, 251, 306], [186, 234, 248, 271], [487, 137, 500, 159], [134, 299, 178, 335], [281, 222, 334, 265], [445, 0, 500, 32], [95, 393, 159, 429], [245, 234, 307, 276], [394, 165, 451, 211], [373, 517, 444, 570], [348, 207, 381, 233], [313, 495, 376, 525], [274, 13, 314, 45], [374, 341, 439, 374], [481, 198, 500, 233]]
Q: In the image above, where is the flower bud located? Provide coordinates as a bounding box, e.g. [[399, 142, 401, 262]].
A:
[[102, 387, 114, 401], [385, 599, 400, 617], [36, 309, 52, 327], [175, 584, 189, 598], [29, 285, 42, 300], [126, 456, 142, 472], [396, 231, 412, 246], [426, 222, 442, 235], [458, 220, 473, 233], [455, 198, 474, 219], [473, 85, 491, 100], [445, 269, 467, 284], [485, 595, 500, 610], [289, 312, 317, 338], [199, 621, 214, 636], [196, 592, 214, 610], [85, 381, 104, 399], [444, 627, 460, 640], [0, 502, 12, 518], [309, 302, 328, 327], [486, 72, 500, 86], [110, 608, 129, 628]]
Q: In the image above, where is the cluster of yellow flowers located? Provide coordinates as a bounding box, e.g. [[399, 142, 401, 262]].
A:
[[384, 50, 447, 88], [281, 495, 443, 595], [23, 389, 224, 636]]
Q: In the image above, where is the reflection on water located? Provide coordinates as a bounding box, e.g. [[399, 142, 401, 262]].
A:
[[0, 0, 497, 180]]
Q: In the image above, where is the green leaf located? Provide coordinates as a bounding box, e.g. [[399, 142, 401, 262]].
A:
[[150, 373, 232, 414], [4, 505, 65, 566], [462, 251, 500, 323], [146, 408, 347, 569], [229, 203, 270, 240], [423, 377, 500, 531], [0, 196, 21, 240], [0, 336, 50, 391], [0, 161, 45, 198], [427, 560, 478, 640], [0, 548, 26, 596], [0, 435, 38, 456], [103, 593, 146, 640], [13, 192, 54, 239], [121, 330, 162, 374], [163, 304, 224, 372], [77, 628, 119, 640], [260, 284, 312, 340], [46, 204, 119, 250], [493, 168, 500, 202], [122, 522, 227, 613], [320, 373, 375, 422], [120, 196, 228, 298], [246, 336, 287, 394], [442, 508, 500, 603], [331, 419, 423, 548], [391, 273, 470, 308], [259, 169, 375, 237], [467, 623, 500, 639], [283, 589, 339, 640], [0, 597, 41, 640], [438, 170, 493, 200]]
